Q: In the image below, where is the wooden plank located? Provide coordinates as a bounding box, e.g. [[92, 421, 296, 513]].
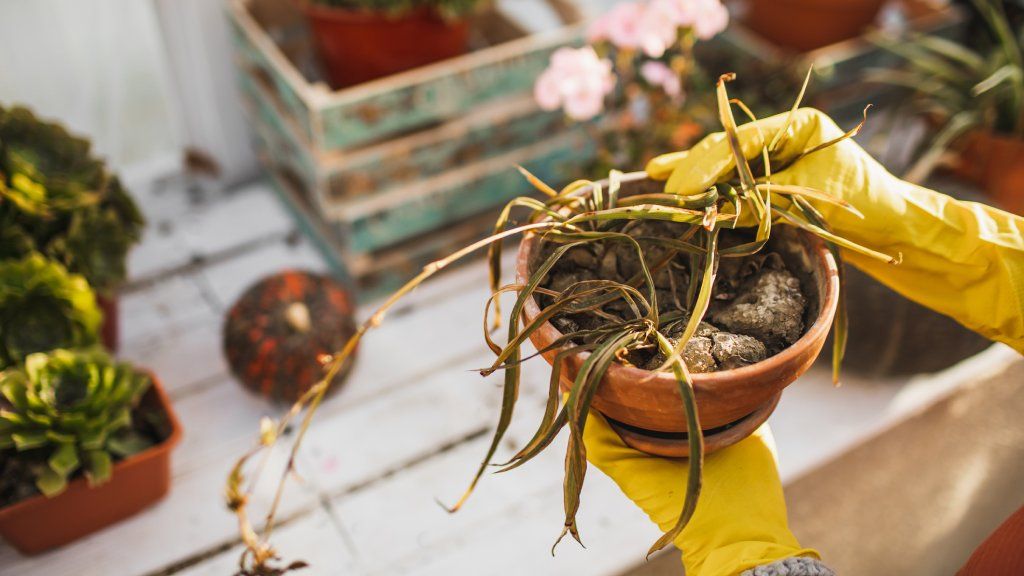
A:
[[173, 506, 358, 576], [322, 98, 573, 204], [314, 24, 583, 151], [334, 128, 596, 253]]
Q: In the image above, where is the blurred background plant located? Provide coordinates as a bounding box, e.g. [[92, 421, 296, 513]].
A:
[[0, 348, 152, 502], [0, 105, 145, 295], [534, 0, 729, 173], [0, 255, 100, 370], [870, 0, 1023, 181]]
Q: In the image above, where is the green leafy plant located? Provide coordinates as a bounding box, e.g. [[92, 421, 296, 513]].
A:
[[307, 0, 486, 18], [0, 105, 145, 293], [226, 73, 897, 575], [0, 348, 152, 497], [0, 254, 101, 370], [869, 0, 1024, 181]]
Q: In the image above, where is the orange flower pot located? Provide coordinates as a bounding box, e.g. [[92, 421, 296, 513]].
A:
[[952, 130, 1024, 216], [299, 2, 470, 89], [516, 174, 840, 457], [744, 0, 886, 52], [0, 373, 182, 555]]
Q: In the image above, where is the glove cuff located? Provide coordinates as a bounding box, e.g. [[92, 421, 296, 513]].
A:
[[741, 556, 835, 576]]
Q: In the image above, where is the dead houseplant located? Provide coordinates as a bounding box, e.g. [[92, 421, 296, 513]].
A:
[[225, 72, 898, 575]]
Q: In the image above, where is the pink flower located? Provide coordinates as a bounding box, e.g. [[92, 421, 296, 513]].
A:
[[640, 61, 683, 98], [637, 0, 681, 57], [688, 0, 729, 39], [602, 2, 646, 50], [534, 47, 616, 121]]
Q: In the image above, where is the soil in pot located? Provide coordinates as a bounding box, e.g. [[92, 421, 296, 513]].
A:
[[744, 0, 887, 52], [301, 3, 470, 89], [539, 220, 810, 374]]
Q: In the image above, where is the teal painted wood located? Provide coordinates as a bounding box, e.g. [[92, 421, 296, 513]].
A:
[[236, 71, 320, 198], [228, 11, 315, 145], [315, 37, 583, 151], [228, 0, 584, 154], [323, 100, 578, 202], [342, 129, 595, 254]]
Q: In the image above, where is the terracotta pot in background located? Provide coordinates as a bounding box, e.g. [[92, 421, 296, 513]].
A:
[[300, 2, 470, 89], [835, 266, 992, 377], [952, 130, 1024, 215], [97, 294, 119, 352], [517, 174, 840, 457], [744, 0, 887, 52], [0, 374, 182, 555]]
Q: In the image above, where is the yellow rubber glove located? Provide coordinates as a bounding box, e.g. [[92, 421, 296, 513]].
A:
[[584, 415, 820, 575], [584, 108, 1024, 575]]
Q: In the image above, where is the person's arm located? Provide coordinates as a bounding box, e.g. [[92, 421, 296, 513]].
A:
[[585, 108, 1024, 576]]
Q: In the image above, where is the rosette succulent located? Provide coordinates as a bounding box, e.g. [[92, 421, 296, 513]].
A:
[[0, 254, 101, 369], [0, 105, 145, 293], [0, 348, 152, 497]]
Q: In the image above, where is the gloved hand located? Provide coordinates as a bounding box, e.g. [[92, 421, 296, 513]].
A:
[[584, 414, 822, 575], [584, 108, 1024, 575]]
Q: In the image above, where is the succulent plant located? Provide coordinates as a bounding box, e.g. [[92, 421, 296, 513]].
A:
[[0, 105, 145, 293], [0, 348, 152, 497], [0, 254, 101, 369]]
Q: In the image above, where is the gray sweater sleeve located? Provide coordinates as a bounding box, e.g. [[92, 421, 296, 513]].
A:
[[740, 556, 836, 576]]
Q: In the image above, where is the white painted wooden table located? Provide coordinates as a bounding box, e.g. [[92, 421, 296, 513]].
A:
[[0, 157, 1017, 576]]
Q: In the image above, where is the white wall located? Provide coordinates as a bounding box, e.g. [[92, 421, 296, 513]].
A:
[[0, 0, 179, 170]]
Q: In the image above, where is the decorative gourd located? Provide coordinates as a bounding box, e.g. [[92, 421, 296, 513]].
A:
[[223, 271, 357, 402]]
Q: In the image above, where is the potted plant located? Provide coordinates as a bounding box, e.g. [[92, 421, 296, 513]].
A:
[[225, 70, 896, 574], [0, 254, 101, 370], [869, 0, 1024, 214], [0, 348, 181, 554], [0, 105, 145, 351], [743, 0, 886, 52], [298, 0, 488, 89]]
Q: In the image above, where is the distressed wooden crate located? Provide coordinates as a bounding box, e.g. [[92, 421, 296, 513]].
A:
[[229, 0, 593, 299]]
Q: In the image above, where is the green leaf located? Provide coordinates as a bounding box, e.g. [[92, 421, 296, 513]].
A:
[[47, 442, 80, 477], [12, 430, 48, 450], [85, 450, 112, 486], [36, 466, 68, 497]]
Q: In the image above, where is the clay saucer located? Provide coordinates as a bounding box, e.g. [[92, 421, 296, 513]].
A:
[[605, 392, 781, 458]]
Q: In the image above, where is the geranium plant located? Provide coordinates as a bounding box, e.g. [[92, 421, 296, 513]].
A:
[[0, 105, 145, 294], [534, 0, 729, 172], [226, 69, 894, 575]]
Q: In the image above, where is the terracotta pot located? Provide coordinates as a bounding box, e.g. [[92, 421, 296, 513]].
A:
[[744, 0, 886, 52], [300, 2, 470, 89], [97, 293, 119, 353], [0, 373, 182, 555], [952, 130, 1024, 215], [516, 174, 840, 457]]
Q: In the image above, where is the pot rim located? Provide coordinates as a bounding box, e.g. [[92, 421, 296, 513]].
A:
[[0, 370, 182, 518], [515, 171, 840, 392]]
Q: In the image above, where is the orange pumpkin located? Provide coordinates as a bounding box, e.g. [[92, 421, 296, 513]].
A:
[[223, 270, 357, 402]]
